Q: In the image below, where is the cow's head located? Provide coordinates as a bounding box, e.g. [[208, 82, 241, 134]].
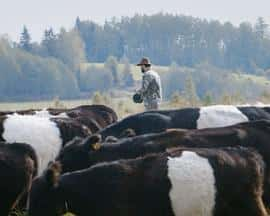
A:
[[56, 134, 103, 173], [28, 162, 65, 216]]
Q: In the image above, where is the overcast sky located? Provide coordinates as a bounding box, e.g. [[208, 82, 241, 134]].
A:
[[1, 0, 269, 41]]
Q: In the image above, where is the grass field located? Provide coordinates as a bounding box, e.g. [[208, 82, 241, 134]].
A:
[[0, 99, 92, 111], [232, 73, 270, 86]]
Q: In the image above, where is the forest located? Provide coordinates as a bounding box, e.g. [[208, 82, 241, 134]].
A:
[[1, 13, 270, 102]]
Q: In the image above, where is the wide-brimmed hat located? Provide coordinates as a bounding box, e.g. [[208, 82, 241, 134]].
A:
[[136, 57, 151, 66]]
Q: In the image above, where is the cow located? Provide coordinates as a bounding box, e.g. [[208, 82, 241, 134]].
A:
[[0, 142, 38, 216], [97, 105, 270, 139], [53, 105, 118, 129], [66, 105, 118, 127], [56, 131, 186, 173], [57, 120, 270, 206], [0, 114, 91, 175], [29, 147, 267, 216], [0, 105, 118, 133]]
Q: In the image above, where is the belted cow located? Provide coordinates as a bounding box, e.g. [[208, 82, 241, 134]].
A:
[[97, 105, 270, 139], [57, 120, 270, 206], [29, 147, 267, 216], [0, 114, 90, 175], [0, 105, 118, 133]]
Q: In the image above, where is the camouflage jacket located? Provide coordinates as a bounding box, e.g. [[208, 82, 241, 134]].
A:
[[138, 70, 162, 103]]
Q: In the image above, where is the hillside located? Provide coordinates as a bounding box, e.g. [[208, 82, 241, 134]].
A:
[[82, 62, 270, 83], [81, 62, 270, 102]]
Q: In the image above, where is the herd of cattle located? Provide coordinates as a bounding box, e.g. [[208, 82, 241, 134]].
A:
[[3, 104, 270, 215]]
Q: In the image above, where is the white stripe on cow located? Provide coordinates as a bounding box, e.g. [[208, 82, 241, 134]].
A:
[[167, 151, 216, 216], [3, 114, 62, 175], [34, 109, 69, 118], [197, 105, 249, 129]]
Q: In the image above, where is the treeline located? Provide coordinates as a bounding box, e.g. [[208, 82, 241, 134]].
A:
[[0, 38, 79, 100], [0, 29, 134, 100], [1, 13, 270, 100], [74, 14, 270, 73], [19, 13, 270, 74]]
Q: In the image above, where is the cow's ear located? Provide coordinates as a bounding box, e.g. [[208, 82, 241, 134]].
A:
[[45, 161, 62, 187], [86, 134, 102, 144], [84, 134, 102, 151]]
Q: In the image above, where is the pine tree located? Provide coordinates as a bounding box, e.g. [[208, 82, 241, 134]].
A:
[[43, 28, 56, 43], [19, 26, 31, 51], [75, 17, 81, 29], [255, 17, 268, 39], [42, 27, 57, 56]]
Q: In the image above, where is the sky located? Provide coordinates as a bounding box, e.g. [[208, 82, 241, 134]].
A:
[[0, 0, 269, 42]]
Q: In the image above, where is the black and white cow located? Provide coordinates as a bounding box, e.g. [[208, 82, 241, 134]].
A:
[[29, 147, 267, 216], [97, 105, 270, 139], [0, 105, 118, 133], [0, 142, 38, 216], [0, 114, 90, 175], [57, 120, 270, 206], [49, 105, 118, 129]]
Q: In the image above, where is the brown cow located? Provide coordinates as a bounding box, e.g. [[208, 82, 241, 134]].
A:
[[57, 120, 270, 207], [0, 105, 118, 133], [0, 142, 38, 216], [29, 147, 267, 216]]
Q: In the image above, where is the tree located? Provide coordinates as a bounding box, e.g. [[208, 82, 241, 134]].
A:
[[19, 26, 31, 51], [0, 38, 80, 100], [41, 27, 57, 56], [122, 58, 134, 87], [75, 16, 81, 29], [79, 66, 114, 93], [105, 56, 119, 86], [184, 74, 199, 107], [52, 29, 86, 82], [255, 17, 268, 39]]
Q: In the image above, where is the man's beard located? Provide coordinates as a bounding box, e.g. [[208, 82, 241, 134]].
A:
[[141, 68, 145, 73]]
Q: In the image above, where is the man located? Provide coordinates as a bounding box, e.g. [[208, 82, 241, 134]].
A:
[[136, 57, 162, 111]]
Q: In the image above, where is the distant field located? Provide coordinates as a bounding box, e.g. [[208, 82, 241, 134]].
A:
[[0, 97, 146, 119], [232, 73, 270, 86], [0, 97, 176, 119], [0, 99, 92, 111]]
